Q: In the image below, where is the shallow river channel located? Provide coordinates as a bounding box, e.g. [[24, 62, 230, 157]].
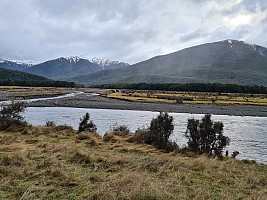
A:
[[23, 107, 267, 164]]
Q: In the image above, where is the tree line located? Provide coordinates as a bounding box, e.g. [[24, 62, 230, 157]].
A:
[[0, 79, 82, 88], [95, 82, 267, 94]]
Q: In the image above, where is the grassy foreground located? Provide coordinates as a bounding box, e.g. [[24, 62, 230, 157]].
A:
[[0, 126, 267, 199]]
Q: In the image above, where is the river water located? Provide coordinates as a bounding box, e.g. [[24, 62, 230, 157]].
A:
[[23, 107, 267, 164]]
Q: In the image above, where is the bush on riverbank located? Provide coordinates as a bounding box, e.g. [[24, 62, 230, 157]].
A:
[[185, 114, 230, 157], [0, 102, 27, 131], [78, 113, 97, 133], [130, 112, 178, 152]]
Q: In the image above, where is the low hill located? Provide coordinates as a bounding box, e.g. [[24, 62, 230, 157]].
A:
[[70, 40, 267, 86], [0, 68, 47, 81], [0, 68, 77, 87]]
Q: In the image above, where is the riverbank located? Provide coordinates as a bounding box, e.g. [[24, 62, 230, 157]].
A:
[[0, 127, 266, 199], [1, 86, 267, 117], [26, 92, 267, 117]]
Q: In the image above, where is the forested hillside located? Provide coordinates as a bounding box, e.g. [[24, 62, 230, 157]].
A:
[[0, 68, 79, 87]]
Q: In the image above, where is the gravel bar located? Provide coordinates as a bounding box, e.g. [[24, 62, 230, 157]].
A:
[[26, 93, 267, 117]]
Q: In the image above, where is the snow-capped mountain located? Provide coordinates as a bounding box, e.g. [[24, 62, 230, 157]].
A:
[[0, 58, 37, 66], [24, 57, 102, 80], [23, 56, 130, 80], [91, 57, 130, 69], [0, 55, 130, 80], [61, 56, 130, 70], [62, 56, 130, 69], [0, 58, 37, 71], [62, 56, 86, 64]]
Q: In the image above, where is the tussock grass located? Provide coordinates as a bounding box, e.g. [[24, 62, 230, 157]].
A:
[[0, 127, 266, 199], [106, 90, 267, 106]]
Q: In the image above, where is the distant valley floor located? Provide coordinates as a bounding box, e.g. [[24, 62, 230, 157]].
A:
[[26, 93, 267, 117]]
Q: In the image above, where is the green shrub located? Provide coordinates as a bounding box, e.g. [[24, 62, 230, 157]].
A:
[[185, 114, 230, 157], [129, 128, 149, 143], [132, 112, 177, 152], [0, 102, 27, 131], [112, 124, 130, 136], [78, 113, 97, 133], [46, 121, 55, 127]]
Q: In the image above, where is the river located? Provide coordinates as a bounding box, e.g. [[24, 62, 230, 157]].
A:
[[23, 107, 267, 164]]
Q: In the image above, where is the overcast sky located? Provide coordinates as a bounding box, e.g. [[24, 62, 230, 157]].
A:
[[0, 0, 266, 64]]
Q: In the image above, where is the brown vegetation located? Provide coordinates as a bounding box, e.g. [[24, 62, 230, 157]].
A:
[[105, 90, 267, 106], [0, 126, 266, 199]]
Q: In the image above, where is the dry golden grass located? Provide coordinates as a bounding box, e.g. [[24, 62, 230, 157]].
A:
[[0, 86, 102, 100], [105, 90, 267, 106], [0, 127, 266, 199]]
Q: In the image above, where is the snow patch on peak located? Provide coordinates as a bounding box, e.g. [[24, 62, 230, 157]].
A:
[[61, 56, 129, 68], [0, 58, 37, 66], [63, 56, 85, 63], [224, 39, 239, 43], [223, 40, 259, 51], [91, 57, 129, 68], [241, 41, 258, 51]]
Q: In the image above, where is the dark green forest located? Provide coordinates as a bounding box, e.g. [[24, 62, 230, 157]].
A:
[[0, 79, 80, 87], [96, 83, 267, 94], [0, 68, 81, 87]]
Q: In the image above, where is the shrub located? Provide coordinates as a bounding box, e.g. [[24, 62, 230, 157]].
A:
[[149, 112, 174, 142], [55, 124, 74, 132], [185, 114, 230, 157], [46, 121, 55, 127], [78, 113, 97, 133], [111, 124, 130, 136], [103, 132, 122, 143], [128, 128, 149, 143], [0, 102, 27, 131], [132, 112, 177, 152]]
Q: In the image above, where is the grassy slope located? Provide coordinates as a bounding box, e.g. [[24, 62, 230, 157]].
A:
[[0, 127, 266, 199]]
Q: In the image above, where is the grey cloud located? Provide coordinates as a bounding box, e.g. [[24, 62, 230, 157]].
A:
[[179, 30, 204, 42], [0, 0, 266, 64], [221, 0, 267, 16], [240, 0, 267, 12]]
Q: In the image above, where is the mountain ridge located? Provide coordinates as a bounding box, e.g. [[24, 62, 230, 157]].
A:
[[0, 58, 36, 71], [1, 39, 267, 86], [22, 56, 129, 80], [70, 39, 267, 86]]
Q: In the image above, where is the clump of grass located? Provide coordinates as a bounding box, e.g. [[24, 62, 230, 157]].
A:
[[111, 124, 130, 136], [77, 132, 102, 146], [0, 133, 18, 145], [54, 124, 74, 132], [1, 153, 28, 167], [70, 151, 93, 166], [103, 132, 123, 143]]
